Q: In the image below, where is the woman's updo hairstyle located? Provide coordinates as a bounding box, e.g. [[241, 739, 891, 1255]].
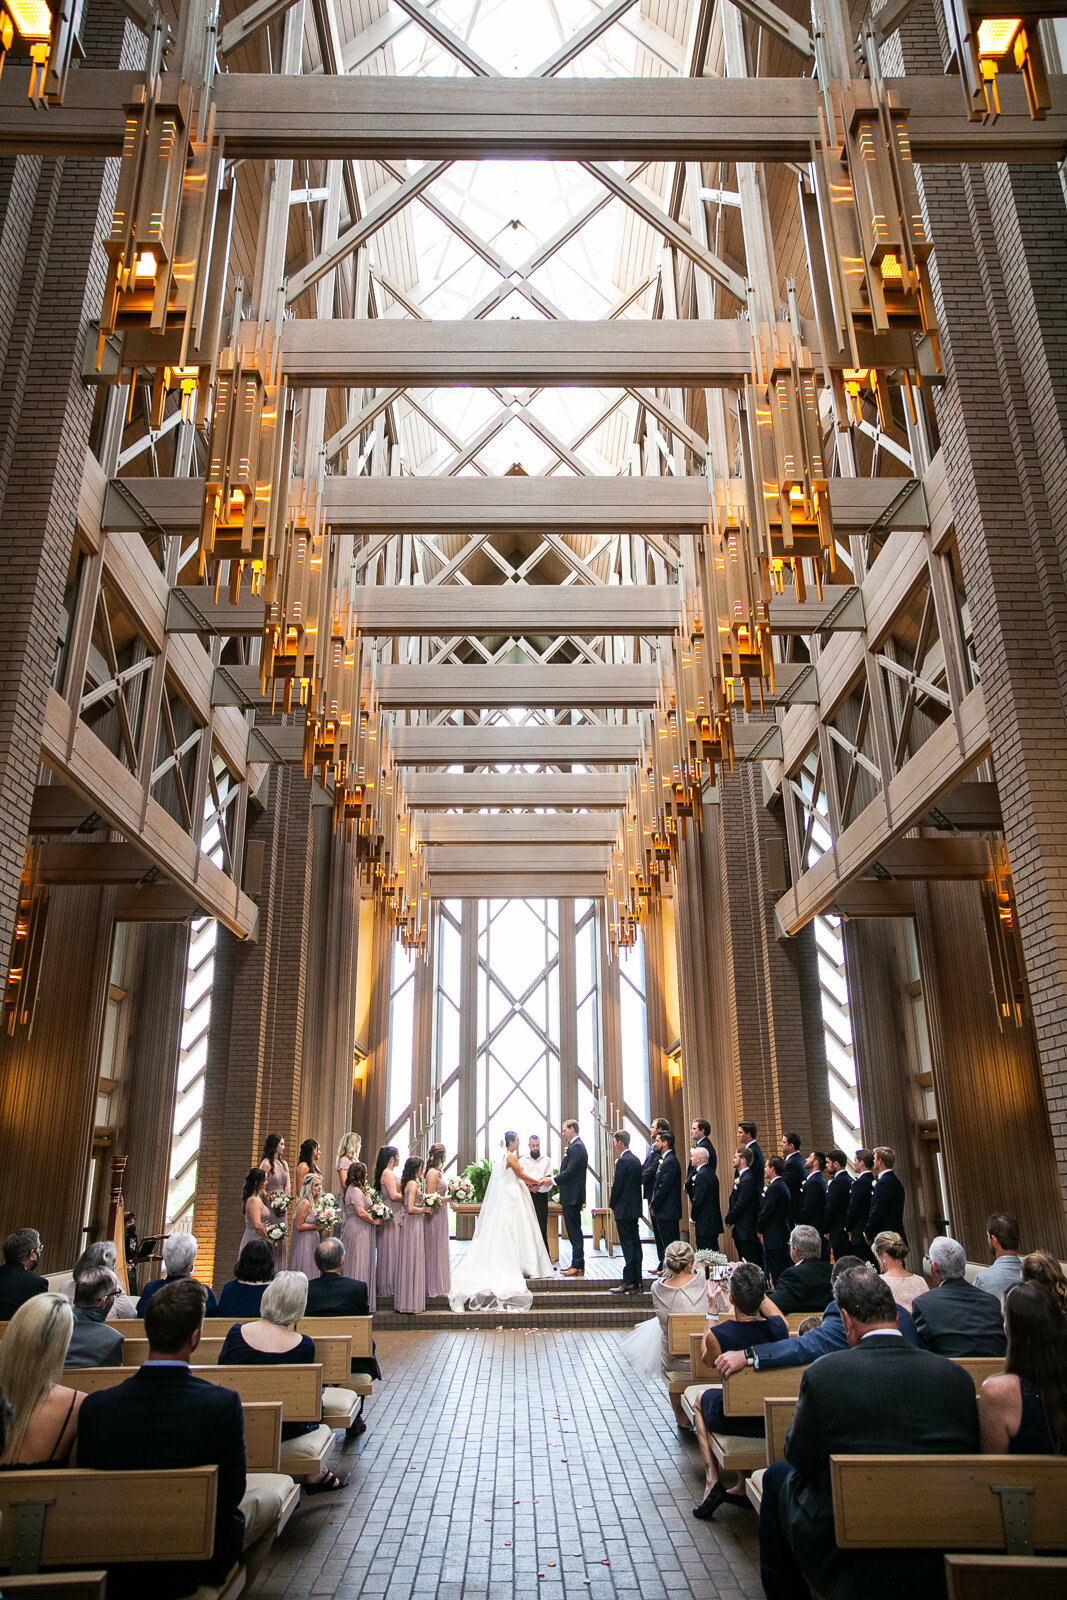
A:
[[873, 1230, 908, 1263], [663, 1240, 694, 1277]]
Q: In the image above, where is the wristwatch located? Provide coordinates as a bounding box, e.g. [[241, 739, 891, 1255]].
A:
[[744, 1348, 756, 1367]]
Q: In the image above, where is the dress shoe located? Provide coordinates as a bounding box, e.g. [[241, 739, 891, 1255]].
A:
[[561, 1266, 585, 1276], [609, 1284, 629, 1294], [693, 1483, 727, 1520]]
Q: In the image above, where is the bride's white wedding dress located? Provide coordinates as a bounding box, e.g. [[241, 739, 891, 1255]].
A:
[[448, 1154, 553, 1312]]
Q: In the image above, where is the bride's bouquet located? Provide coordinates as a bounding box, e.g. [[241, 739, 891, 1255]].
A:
[[368, 1191, 392, 1223], [694, 1248, 729, 1279], [266, 1221, 287, 1243], [314, 1192, 340, 1230], [421, 1190, 444, 1213], [445, 1175, 475, 1203], [268, 1191, 291, 1216]]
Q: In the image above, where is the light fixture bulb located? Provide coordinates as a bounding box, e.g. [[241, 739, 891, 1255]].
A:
[[5, 0, 51, 41], [977, 16, 1021, 55], [134, 249, 157, 281]]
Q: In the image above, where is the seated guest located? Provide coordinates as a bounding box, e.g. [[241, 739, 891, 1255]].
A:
[[795, 1315, 820, 1336], [1021, 1250, 1067, 1317], [979, 1281, 1067, 1454], [873, 1229, 928, 1311], [758, 1158, 792, 1287], [217, 1239, 275, 1317], [220, 1270, 348, 1492], [692, 1262, 788, 1518], [136, 1232, 219, 1315], [620, 1240, 709, 1428], [973, 1211, 1023, 1307], [758, 1269, 980, 1599], [77, 1279, 283, 1598], [768, 1225, 833, 1314], [715, 1258, 919, 1381], [913, 1236, 1007, 1357], [60, 1241, 138, 1318], [305, 1238, 369, 1317], [0, 1229, 47, 1320], [0, 1293, 84, 1466], [65, 1267, 125, 1368]]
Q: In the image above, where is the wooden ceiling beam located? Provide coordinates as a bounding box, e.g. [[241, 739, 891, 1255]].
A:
[[391, 725, 643, 765], [421, 815, 619, 845], [351, 585, 679, 636], [428, 874, 607, 899], [423, 844, 612, 872], [404, 773, 632, 808], [378, 664, 659, 710]]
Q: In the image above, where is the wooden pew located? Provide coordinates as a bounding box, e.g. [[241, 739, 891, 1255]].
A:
[[116, 1334, 354, 1386], [953, 1357, 1005, 1392], [62, 1374, 285, 1477], [945, 1555, 1067, 1598], [0, 1467, 244, 1599], [0, 1577, 107, 1599], [744, 1397, 801, 1513], [832, 1455, 1067, 1554], [784, 1312, 823, 1334]]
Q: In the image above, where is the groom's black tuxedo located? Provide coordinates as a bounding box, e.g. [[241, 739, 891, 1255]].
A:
[[557, 1136, 588, 1272], [609, 1148, 643, 1286]]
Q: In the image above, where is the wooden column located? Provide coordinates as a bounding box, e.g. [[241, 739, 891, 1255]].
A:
[[122, 921, 191, 1242], [301, 810, 362, 1188]]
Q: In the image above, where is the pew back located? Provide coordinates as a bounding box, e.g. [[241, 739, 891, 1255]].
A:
[[831, 1456, 1067, 1551], [784, 1313, 822, 1334], [115, 1334, 352, 1384], [109, 1316, 373, 1360], [65, 1364, 323, 1422], [722, 1364, 806, 1416], [763, 1397, 799, 1464], [667, 1314, 706, 1357], [945, 1554, 1067, 1599], [0, 1467, 217, 1567], [953, 1357, 1006, 1392]]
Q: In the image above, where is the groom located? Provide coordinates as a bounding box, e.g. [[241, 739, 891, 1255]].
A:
[[557, 1119, 588, 1277]]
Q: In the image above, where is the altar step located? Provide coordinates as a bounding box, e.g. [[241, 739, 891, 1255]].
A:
[[374, 1279, 655, 1330]]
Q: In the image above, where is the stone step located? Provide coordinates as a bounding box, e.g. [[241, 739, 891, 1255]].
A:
[[372, 1304, 651, 1331], [424, 1291, 652, 1312]]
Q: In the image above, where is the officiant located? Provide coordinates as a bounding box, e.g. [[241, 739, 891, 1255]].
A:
[[520, 1135, 553, 1248]]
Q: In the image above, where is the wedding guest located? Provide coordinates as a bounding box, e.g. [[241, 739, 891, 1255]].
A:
[[61, 1240, 137, 1319], [374, 1145, 404, 1299], [873, 1230, 928, 1311], [335, 1132, 362, 1195], [423, 1142, 451, 1300], [259, 1134, 291, 1272], [1021, 1250, 1067, 1316], [520, 1134, 554, 1248], [0, 1229, 47, 1321], [239, 1168, 272, 1253], [290, 1173, 328, 1281], [688, 1119, 717, 1177], [726, 1146, 762, 1267], [768, 1225, 833, 1314], [65, 1268, 125, 1368], [641, 1119, 671, 1268], [638, 1240, 710, 1428], [294, 1139, 322, 1195], [217, 1239, 275, 1317], [846, 1147, 876, 1263], [219, 1271, 347, 1492], [395, 1157, 432, 1314], [0, 1293, 84, 1466], [692, 1262, 788, 1518], [973, 1212, 1023, 1307], [823, 1149, 853, 1261], [687, 1146, 722, 1252], [758, 1157, 792, 1286], [979, 1281, 1067, 1454], [912, 1235, 1007, 1356], [342, 1162, 379, 1313], [136, 1233, 218, 1315], [306, 1239, 369, 1316]]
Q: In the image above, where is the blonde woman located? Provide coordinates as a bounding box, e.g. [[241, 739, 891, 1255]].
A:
[[0, 1294, 84, 1467], [873, 1230, 928, 1311], [336, 1132, 362, 1195], [290, 1173, 328, 1281]]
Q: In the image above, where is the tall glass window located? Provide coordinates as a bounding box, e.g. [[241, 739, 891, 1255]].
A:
[[477, 899, 562, 1162]]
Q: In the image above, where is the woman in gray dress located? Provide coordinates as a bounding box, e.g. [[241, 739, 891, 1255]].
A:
[[423, 1143, 451, 1300], [290, 1172, 328, 1281], [258, 1133, 291, 1272], [341, 1161, 379, 1313], [394, 1157, 433, 1314], [240, 1168, 272, 1254], [374, 1145, 403, 1299]]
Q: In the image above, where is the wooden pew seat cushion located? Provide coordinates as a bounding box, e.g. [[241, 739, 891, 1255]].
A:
[[240, 1474, 295, 1544], [279, 1423, 334, 1462]]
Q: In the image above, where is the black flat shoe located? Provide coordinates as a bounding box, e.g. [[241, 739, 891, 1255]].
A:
[[693, 1483, 727, 1520]]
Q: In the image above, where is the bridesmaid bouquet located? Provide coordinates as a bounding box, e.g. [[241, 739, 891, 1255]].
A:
[[445, 1176, 475, 1202], [269, 1192, 291, 1216], [266, 1222, 287, 1243], [315, 1192, 341, 1229], [421, 1191, 444, 1213], [368, 1193, 392, 1223]]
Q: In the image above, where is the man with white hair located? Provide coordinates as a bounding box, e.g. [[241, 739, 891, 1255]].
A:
[[136, 1232, 219, 1315], [686, 1144, 722, 1251], [911, 1235, 1007, 1356], [767, 1225, 833, 1315]]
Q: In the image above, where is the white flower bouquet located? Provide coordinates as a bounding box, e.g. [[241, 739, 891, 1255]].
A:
[[445, 1176, 475, 1202], [269, 1191, 291, 1216], [266, 1222, 287, 1243], [694, 1248, 729, 1279], [315, 1192, 340, 1229], [368, 1193, 392, 1223], [421, 1190, 444, 1213]]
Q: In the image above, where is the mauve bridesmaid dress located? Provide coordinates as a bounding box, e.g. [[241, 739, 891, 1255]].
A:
[[239, 1197, 272, 1254], [342, 1186, 377, 1313], [375, 1180, 404, 1299], [424, 1180, 451, 1300], [394, 1194, 427, 1314], [262, 1161, 289, 1272], [289, 1202, 323, 1281]]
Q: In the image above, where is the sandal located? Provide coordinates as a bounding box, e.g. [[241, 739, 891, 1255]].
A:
[[304, 1470, 349, 1494]]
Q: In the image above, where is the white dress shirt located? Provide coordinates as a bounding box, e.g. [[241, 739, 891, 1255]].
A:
[[520, 1153, 554, 1192]]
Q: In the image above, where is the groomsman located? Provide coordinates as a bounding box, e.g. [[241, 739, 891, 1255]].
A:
[[687, 1119, 717, 1179], [799, 1151, 829, 1259], [557, 1120, 588, 1277], [737, 1121, 765, 1190], [727, 1146, 762, 1266], [823, 1149, 853, 1260], [649, 1131, 683, 1261], [686, 1146, 722, 1250], [608, 1131, 643, 1293], [520, 1134, 554, 1249], [780, 1132, 806, 1224], [847, 1148, 876, 1264], [865, 1147, 908, 1248], [642, 1118, 670, 1269]]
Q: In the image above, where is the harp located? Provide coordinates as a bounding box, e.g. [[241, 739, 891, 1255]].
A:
[[105, 1155, 130, 1293]]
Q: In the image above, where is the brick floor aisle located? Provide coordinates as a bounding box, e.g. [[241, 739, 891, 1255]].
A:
[[256, 1329, 762, 1600]]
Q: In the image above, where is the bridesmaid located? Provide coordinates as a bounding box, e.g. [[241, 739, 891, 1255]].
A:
[[240, 1169, 272, 1252], [259, 1133, 291, 1273], [294, 1139, 322, 1195], [394, 1157, 432, 1314], [336, 1132, 361, 1195], [341, 1161, 379, 1313], [290, 1173, 328, 1281], [374, 1145, 403, 1300], [424, 1142, 451, 1301]]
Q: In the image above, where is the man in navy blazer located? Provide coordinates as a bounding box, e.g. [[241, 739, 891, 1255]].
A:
[[912, 1236, 1007, 1357], [738, 1121, 764, 1190], [77, 1279, 249, 1600], [649, 1130, 683, 1255], [726, 1145, 762, 1266], [557, 1119, 588, 1276], [798, 1151, 829, 1260], [864, 1146, 908, 1247], [758, 1157, 792, 1285], [608, 1131, 644, 1292], [846, 1147, 876, 1263], [823, 1149, 853, 1260], [686, 1146, 722, 1250], [780, 1133, 806, 1224]]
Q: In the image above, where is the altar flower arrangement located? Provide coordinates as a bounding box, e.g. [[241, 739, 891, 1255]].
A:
[[445, 1175, 475, 1203], [315, 1192, 340, 1230], [266, 1222, 287, 1243], [368, 1192, 392, 1223], [421, 1190, 444, 1213], [268, 1191, 291, 1216]]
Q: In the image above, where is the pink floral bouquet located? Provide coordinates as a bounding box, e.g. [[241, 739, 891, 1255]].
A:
[[315, 1192, 340, 1229], [421, 1191, 444, 1213], [368, 1193, 392, 1223], [269, 1192, 291, 1216], [266, 1222, 287, 1243], [445, 1176, 475, 1202]]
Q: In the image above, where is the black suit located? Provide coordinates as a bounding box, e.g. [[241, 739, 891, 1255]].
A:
[[823, 1169, 853, 1260], [865, 1168, 907, 1245], [687, 1164, 722, 1251], [557, 1136, 588, 1270], [782, 1151, 805, 1224], [912, 1279, 1008, 1357], [608, 1149, 643, 1285], [760, 1335, 979, 1600], [768, 1256, 834, 1315], [746, 1139, 766, 1191], [686, 1134, 717, 1185], [305, 1271, 380, 1376], [0, 1261, 47, 1321], [726, 1166, 762, 1265], [798, 1169, 829, 1260], [758, 1176, 792, 1284], [650, 1148, 683, 1253], [78, 1363, 246, 1599], [640, 1147, 661, 1203], [846, 1168, 876, 1263]]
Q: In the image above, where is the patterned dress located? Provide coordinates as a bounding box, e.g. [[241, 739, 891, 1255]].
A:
[[342, 1186, 377, 1313]]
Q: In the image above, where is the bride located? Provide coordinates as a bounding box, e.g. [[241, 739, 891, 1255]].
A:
[[448, 1132, 554, 1312]]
